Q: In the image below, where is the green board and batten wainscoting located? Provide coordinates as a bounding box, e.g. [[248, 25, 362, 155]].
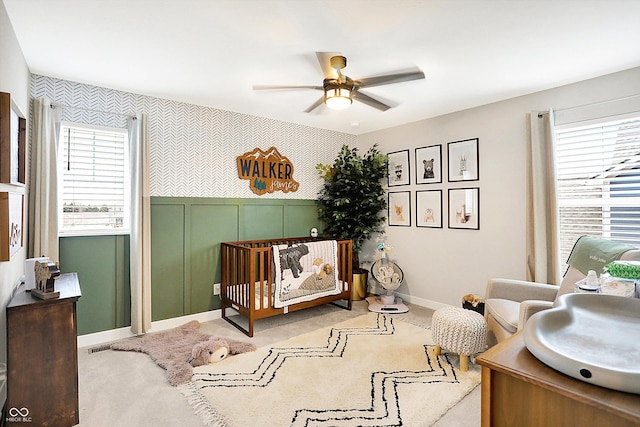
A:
[[59, 235, 131, 336], [59, 198, 321, 335]]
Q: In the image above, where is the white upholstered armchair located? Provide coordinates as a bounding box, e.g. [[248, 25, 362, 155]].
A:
[[485, 236, 640, 347]]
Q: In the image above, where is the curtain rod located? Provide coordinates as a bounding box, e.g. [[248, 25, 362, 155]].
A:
[[538, 93, 640, 118], [50, 102, 135, 119]]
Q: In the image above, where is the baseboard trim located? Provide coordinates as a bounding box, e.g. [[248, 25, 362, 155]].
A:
[[77, 309, 222, 349], [78, 296, 451, 349], [394, 292, 452, 311]]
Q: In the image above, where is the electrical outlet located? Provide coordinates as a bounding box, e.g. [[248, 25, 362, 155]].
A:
[[213, 283, 221, 295]]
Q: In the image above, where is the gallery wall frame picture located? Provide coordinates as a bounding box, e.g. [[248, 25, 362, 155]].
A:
[[0, 192, 24, 261], [388, 191, 411, 227], [447, 138, 479, 182], [0, 92, 27, 186], [416, 190, 443, 228], [388, 150, 410, 187], [448, 187, 479, 230], [415, 144, 442, 185]]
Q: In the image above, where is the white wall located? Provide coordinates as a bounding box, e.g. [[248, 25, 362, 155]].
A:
[[358, 67, 640, 309], [0, 0, 31, 403]]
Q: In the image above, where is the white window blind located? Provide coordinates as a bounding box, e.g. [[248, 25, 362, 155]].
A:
[[555, 114, 640, 268], [59, 123, 130, 235]]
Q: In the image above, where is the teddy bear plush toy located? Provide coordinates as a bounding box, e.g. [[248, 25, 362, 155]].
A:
[[111, 320, 255, 386], [188, 337, 257, 367]]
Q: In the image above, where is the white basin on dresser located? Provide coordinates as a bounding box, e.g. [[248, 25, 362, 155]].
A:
[[523, 292, 640, 394]]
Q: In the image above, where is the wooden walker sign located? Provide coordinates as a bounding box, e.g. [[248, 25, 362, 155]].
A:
[[237, 146, 300, 195]]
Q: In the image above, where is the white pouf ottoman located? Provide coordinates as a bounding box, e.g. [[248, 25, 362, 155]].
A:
[[432, 306, 487, 371]]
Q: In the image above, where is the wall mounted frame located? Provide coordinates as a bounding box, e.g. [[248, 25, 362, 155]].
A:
[[0, 192, 24, 260], [448, 187, 479, 230], [416, 190, 443, 228], [388, 191, 411, 226], [448, 138, 479, 182], [388, 150, 410, 187], [0, 92, 27, 186]]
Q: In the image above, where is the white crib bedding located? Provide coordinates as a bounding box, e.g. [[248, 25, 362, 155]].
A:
[[228, 280, 348, 310]]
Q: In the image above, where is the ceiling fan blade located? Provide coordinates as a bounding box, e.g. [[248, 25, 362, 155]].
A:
[[304, 96, 326, 113], [353, 91, 391, 111], [356, 70, 425, 88], [253, 84, 323, 91], [316, 52, 341, 79]]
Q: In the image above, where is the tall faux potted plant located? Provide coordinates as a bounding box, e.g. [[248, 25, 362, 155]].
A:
[[316, 144, 388, 299]]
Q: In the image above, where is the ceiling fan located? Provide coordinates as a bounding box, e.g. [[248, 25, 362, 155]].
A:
[[253, 52, 425, 113]]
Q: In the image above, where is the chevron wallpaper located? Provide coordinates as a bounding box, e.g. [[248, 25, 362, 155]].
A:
[[31, 75, 356, 198]]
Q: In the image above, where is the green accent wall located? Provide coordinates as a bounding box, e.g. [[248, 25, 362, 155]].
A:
[[60, 198, 321, 335], [59, 235, 130, 336]]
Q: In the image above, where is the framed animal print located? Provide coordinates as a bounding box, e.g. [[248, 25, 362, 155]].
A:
[[387, 150, 410, 187], [415, 145, 442, 185], [388, 191, 411, 227], [0, 192, 24, 261], [448, 187, 479, 230], [447, 138, 479, 182], [416, 190, 442, 228]]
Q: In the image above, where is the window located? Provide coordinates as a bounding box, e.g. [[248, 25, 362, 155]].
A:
[[555, 114, 640, 268], [59, 123, 130, 235]]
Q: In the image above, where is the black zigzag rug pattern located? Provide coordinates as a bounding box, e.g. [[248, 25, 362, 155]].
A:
[[181, 313, 480, 427], [192, 314, 396, 389]]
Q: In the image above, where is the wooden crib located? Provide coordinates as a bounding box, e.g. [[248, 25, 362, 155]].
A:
[[221, 237, 353, 337]]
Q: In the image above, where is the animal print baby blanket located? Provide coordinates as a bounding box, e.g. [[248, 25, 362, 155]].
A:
[[272, 240, 340, 308]]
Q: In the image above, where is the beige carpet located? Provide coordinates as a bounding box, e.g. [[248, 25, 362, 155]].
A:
[[180, 312, 480, 426]]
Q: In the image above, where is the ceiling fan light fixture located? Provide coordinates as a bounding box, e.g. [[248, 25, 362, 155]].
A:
[[324, 86, 352, 110], [254, 53, 424, 113]]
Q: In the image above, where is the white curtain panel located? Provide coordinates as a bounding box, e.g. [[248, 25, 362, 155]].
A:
[[28, 97, 62, 261], [526, 109, 560, 285], [128, 113, 152, 334]]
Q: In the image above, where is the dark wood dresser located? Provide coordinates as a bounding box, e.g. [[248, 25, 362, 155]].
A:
[[6, 273, 81, 426], [476, 332, 640, 427]]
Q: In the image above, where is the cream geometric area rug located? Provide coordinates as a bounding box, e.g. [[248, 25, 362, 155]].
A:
[[180, 313, 480, 426]]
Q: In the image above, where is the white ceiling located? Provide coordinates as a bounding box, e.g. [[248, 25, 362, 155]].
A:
[[4, 0, 640, 135]]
